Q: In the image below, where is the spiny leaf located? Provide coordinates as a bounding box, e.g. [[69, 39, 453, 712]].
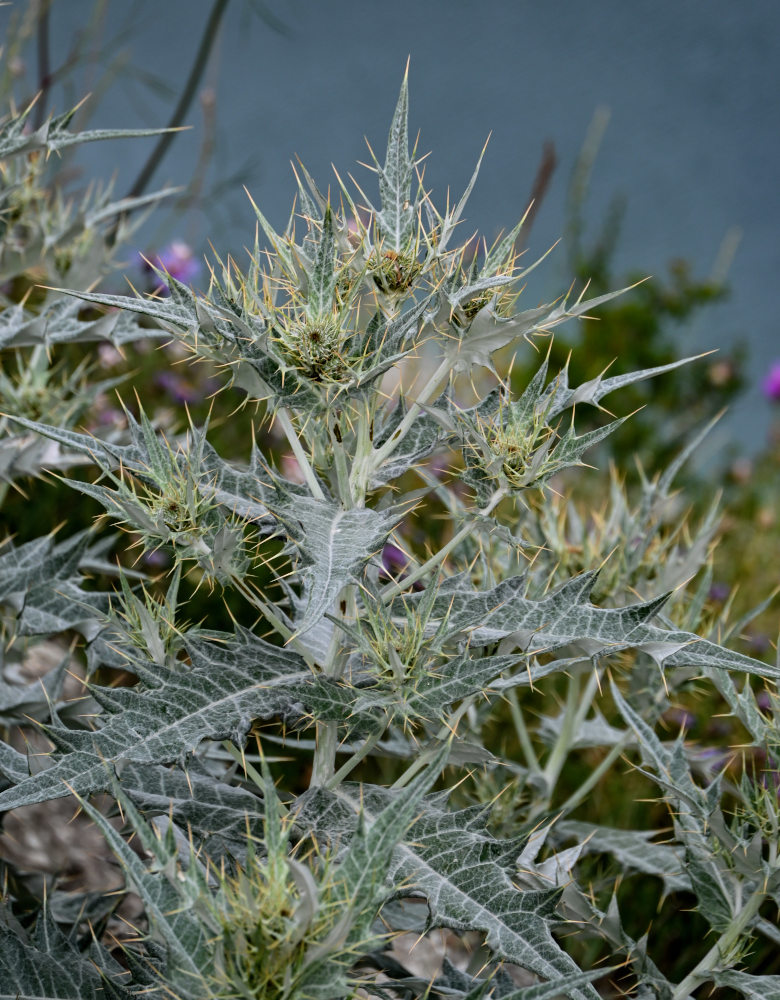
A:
[[611, 684, 739, 933], [76, 789, 214, 1000], [0, 912, 132, 999], [447, 284, 638, 374], [0, 102, 168, 160], [543, 353, 706, 420], [0, 297, 148, 348], [296, 785, 600, 1000], [0, 628, 342, 812], [267, 491, 404, 636], [121, 758, 264, 860], [409, 570, 779, 680], [374, 70, 416, 252], [709, 970, 780, 999], [555, 820, 689, 895], [307, 205, 337, 320], [0, 531, 111, 639]]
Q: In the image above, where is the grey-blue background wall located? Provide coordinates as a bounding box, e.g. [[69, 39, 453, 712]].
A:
[[5, 0, 778, 461]]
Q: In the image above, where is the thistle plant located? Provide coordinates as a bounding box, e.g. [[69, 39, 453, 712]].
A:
[[1, 68, 779, 1000]]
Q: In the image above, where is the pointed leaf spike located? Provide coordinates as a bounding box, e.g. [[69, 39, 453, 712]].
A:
[[376, 67, 415, 252]]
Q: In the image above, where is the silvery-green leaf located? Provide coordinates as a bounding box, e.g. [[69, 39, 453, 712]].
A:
[[17, 579, 111, 640], [268, 492, 402, 636], [0, 628, 337, 811], [0, 742, 30, 784], [371, 402, 444, 486], [448, 284, 636, 373], [555, 821, 690, 895], [610, 684, 710, 817], [514, 822, 588, 893], [435, 139, 488, 254], [8, 411, 277, 525], [307, 205, 337, 320], [120, 758, 264, 860], [351, 649, 579, 730], [0, 532, 112, 639], [447, 272, 518, 311], [542, 354, 703, 421], [47, 282, 204, 337], [702, 668, 772, 746], [0, 647, 67, 721], [709, 970, 780, 999], [76, 789, 213, 1000], [494, 969, 612, 1000], [297, 786, 599, 1000], [291, 746, 448, 998], [374, 70, 415, 252], [537, 708, 626, 749], [0, 432, 105, 483], [611, 685, 737, 932], [0, 297, 148, 348], [0, 919, 133, 999], [0, 102, 167, 160], [0, 531, 86, 599], [411, 571, 778, 680]]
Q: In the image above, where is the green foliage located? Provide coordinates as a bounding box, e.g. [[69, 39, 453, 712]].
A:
[[0, 58, 778, 1000]]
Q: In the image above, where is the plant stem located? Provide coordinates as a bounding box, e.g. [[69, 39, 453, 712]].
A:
[[310, 723, 339, 788], [572, 666, 602, 737], [507, 688, 540, 774], [328, 411, 352, 505], [390, 750, 430, 791], [326, 725, 385, 789], [391, 700, 472, 790], [671, 886, 766, 1000], [275, 406, 325, 500], [540, 670, 581, 796], [310, 584, 356, 787], [380, 488, 506, 602], [555, 736, 629, 817], [234, 579, 315, 667], [361, 354, 452, 485]]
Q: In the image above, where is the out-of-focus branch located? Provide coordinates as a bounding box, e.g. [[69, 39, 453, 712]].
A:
[[32, 0, 52, 130], [124, 0, 230, 202], [515, 139, 557, 252]]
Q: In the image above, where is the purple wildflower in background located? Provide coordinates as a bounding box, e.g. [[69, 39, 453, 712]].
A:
[[763, 362, 780, 401], [98, 343, 123, 369], [154, 371, 201, 404], [695, 746, 732, 778], [752, 749, 780, 798], [156, 241, 200, 283], [381, 542, 410, 578], [380, 542, 424, 591], [141, 549, 171, 570], [663, 706, 696, 733], [708, 582, 729, 603], [142, 241, 200, 295], [746, 631, 771, 654]]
